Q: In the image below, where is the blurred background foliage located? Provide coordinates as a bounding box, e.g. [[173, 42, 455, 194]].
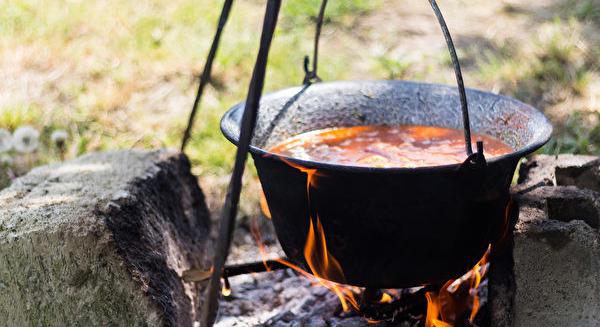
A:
[[1, 0, 599, 192]]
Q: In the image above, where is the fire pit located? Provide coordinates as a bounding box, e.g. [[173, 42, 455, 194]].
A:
[[190, 1, 554, 325], [221, 80, 552, 288]]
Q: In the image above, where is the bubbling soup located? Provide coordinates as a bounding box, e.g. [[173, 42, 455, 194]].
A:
[[268, 125, 513, 168]]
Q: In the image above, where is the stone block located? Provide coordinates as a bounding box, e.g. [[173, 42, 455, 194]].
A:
[[0, 150, 210, 326], [492, 155, 600, 327], [518, 154, 597, 189], [555, 158, 600, 193]]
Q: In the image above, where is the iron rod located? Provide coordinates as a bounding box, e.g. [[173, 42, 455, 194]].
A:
[[223, 259, 289, 278], [181, 0, 234, 152], [428, 0, 473, 156], [303, 0, 328, 84], [200, 1, 281, 326], [182, 258, 291, 283]]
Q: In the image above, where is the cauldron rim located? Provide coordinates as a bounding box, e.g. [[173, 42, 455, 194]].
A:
[[221, 80, 553, 173]]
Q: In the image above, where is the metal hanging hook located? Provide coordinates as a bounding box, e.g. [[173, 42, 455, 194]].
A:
[[303, 0, 328, 84], [428, 0, 474, 156]]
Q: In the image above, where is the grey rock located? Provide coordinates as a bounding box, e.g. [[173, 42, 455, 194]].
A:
[[512, 218, 600, 326], [493, 155, 600, 327], [518, 185, 600, 228], [0, 150, 210, 326], [545, 186, 600, 228], [555, 157, 600, 192], [518, 154, 598, 188]]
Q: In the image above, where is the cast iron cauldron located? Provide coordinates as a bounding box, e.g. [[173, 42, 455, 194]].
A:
[[221, 80, 552, 288]]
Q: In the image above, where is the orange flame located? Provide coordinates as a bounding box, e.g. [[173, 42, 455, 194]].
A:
[[252, 157, 359, 312], [250, 215, 274, 272], [304, 217, 345, 283], [257, 155, 495, 323], [289, 159, 360, 311], [221, 275, 232, 297], [249, 212, 338, 283], [221, 284, 232, 297], [425, 291, 453, 327], [303, 216, 360, 312], [469, 246, 490, 322], [379, 292, 393, 304], [273, 157, 321, 193], [425, 246, 491, 326], [259, 189, 272, 219], [250, 223, 359, 312]]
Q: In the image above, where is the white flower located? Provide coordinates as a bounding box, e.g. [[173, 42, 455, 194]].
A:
[[51, 130, 68, 146], [0, 129, 12, 152], [0, 154, 12, 166], [13, 125, 40, 153], [151, 27, 164, 43]]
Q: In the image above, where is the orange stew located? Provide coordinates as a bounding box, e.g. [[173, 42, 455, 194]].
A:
[[268, 125, 513, 168]]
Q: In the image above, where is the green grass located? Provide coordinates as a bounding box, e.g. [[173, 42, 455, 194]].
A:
[[475, 18, 593, 105], [561, 0, 600, 24], [543, 111, 600, 155], [2, 0, 600, 186], [282, 0, 380, 26], [0, 0, 383, 179]]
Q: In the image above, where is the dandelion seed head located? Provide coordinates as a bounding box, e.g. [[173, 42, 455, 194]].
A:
[[51, 130, 68, 145], [13, 125, 40, 153], [0, 154, 13, 166], [0, 129, 13, 152]]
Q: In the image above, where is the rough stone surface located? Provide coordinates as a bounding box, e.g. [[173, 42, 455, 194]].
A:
[[555, 158, 600, 193], [493, 154, 600, 327], [518, 185, 600, 229], [0, 149, 210, 326], [517, 154, 598, 189]]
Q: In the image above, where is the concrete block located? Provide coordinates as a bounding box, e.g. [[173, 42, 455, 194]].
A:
[[0, 150, 210, 326]]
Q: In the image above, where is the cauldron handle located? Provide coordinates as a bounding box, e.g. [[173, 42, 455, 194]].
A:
[[428, 0, 473, 156], [304, 0, 474, 156]]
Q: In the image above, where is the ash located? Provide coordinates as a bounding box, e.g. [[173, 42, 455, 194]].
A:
[[216, 216, 487, 326], [215, 269, 421, 327]]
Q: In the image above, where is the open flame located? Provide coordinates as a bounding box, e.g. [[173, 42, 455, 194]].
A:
[[255, 159, 360, 311], [259, 190, 272, 219], [425, 246, 491, 326], [256, 158, 495, 324], [221, 284, 232, 297], [288, 160, 360, 311], [379, 292, 393, 304], [251, 212, 359, 311], [425, 289, 453, 327], [304, 215, 360, 311]]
